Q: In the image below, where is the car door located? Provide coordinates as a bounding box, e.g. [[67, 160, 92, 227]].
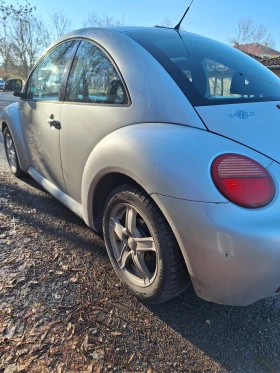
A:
[[60, 40, 130, 202], [19, 40, 78, 192]]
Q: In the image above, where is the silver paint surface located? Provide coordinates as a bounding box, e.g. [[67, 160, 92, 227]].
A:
[[2, 27, 280, 306]]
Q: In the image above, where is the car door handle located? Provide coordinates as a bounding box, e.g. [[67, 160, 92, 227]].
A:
[[47, 119, 61, 128]]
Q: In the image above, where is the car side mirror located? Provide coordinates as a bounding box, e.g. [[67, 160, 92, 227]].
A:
[[5, 79, 23, 92], [13, 91, 27, 99]]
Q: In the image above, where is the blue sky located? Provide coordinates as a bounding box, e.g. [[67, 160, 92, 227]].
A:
[[32, 0, 280, 49]]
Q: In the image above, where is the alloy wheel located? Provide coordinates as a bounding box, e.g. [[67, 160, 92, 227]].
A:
[[109, 203, 157, 287], [5, 133, 17, 173]]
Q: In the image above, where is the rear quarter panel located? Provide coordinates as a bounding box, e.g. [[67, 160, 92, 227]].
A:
[[81, 123, 272, 229], [59, 28, 205, 203]]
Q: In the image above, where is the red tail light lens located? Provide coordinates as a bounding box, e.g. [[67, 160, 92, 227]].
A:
[[211, 154, 275, 208]]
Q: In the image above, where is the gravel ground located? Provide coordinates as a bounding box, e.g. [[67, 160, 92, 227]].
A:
[[1, 98, 280, 373]]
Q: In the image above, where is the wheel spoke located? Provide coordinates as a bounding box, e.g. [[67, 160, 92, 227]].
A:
[[6, 136, 11, 150], [125, 206, 141, 238], [110, 218, 128, 242], [135, 237, 156, 252], [117, 244, 132, 269], [132, 252, 152, 285]]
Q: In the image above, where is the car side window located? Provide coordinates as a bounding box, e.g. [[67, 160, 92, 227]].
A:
[[65, 41, 128, 104], [26, 41, 76, 101]]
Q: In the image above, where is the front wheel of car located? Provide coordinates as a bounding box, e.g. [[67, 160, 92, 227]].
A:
[[102, 185, 190, 304], [3, 127, 26, 178]]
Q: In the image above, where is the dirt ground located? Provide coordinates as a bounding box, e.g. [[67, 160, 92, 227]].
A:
[[0, 170, 227, 373], [1, 97, 280, 373]]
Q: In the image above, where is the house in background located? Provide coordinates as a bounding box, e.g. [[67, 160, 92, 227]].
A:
[[260, 57, 280, 78], [234, 42, 280, 59], [233, 43, 280, 78]]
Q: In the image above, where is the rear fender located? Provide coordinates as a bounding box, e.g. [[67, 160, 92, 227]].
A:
[[81, 122, 272, 229]]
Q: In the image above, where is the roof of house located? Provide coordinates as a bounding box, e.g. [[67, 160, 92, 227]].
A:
[[242, 51, 263, 61], [234, 43, 280, 57], [261, 56, 280, 67]]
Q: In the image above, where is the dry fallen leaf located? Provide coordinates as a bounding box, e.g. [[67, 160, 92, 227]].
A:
[[93, 364, 101, 373], [70, 341, 77, 350], [5, 279, 17, 288], [4, 364, 17, 373], [128, 353, 135, 363], [5, 324, 17, 339], [91, 351, 100, 361], [111, 331, 122, 336], [70, 276, 78, 283], [67, 323, 75, 340], [86, 362, 95, 373], [56, 363, 65, 373], [17, 356, 37, 372], [16, 348, 29, 357], [81, 334, 89, 353], [40, 275, 49, 283], [51, 252, 59, 261], [55, 271, 64, 275]]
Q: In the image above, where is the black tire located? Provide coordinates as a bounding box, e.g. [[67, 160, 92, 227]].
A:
[[102, 184, 190, 304], [3, 127, 26, 178]]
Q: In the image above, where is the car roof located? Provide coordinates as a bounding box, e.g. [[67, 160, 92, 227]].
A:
[[40, 26, 202, 68], [59, 26, 194, 41]]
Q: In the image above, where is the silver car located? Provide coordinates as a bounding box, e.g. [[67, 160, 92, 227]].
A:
[[2, 27, 280, 306]]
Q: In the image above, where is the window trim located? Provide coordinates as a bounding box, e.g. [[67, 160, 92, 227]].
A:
[[62, 37, 131, 107], [23, 40, 80, 103]]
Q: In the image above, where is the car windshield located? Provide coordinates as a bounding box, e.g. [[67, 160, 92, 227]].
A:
[[0, 80, 4, 83], [125, 29, 280, 106]]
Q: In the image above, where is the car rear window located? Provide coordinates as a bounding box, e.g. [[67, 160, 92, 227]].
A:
[[125, 29, 280, 106]]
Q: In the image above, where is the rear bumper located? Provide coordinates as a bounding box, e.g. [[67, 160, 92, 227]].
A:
[[153, 187, 280, 306]]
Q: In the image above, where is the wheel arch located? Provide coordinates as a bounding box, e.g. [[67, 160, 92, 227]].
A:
[[91, 171, 141, 231], [1, 104, 30, 171], [1, 121, 7, 134], [83, 166, 153, 231], [87, 169, 192, 278]]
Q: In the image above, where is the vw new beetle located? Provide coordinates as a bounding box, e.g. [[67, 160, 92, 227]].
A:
[[2, 27, 280, 306]]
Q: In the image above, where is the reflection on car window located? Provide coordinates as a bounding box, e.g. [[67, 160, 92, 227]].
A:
[[65, 41, 128, 105], [126, 30, 280, 106], [204, 59, 238, 98], [26, 41, 76, 101]]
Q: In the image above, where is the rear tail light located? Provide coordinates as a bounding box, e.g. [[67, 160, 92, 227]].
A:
[[211, 154, 275, 208]]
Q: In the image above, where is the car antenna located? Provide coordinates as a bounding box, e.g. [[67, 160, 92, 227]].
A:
[[174, 0, 195, 30]]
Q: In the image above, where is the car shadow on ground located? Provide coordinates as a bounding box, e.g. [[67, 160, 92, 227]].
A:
[[1, 175, 280, 373], [0, 175, 106, 256], [148, 272, 280, 373]]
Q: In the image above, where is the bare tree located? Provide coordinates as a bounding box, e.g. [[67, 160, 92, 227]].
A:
[[82, 13, 125, 28], [0, 2, 49, 79], [230, 18, 275, 55], [48, 9, 73, 39], [0, 0, 34, 20], [156, 17, 185, 30], [160, 17, 173, 28]]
